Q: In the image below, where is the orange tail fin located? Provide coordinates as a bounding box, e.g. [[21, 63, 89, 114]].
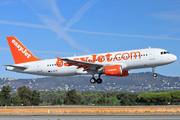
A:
[[6, 36, 41, 64]]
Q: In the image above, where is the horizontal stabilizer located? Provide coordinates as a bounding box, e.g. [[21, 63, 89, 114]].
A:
[[4, 65, 27, 70]]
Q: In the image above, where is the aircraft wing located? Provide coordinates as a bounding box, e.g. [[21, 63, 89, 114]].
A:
[[61, 58, 103, 71]]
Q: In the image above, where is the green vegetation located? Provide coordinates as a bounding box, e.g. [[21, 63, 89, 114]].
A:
[[12, 95, 22, 106], [51, 97, 63, 105], [63, 89, 82, 105], [0, 86, 41, 106], [0, 86, 12, 106], [16, 86, 41, 106], [39, 90, 180, 106], [32, 90, 41, 105], [136, 91, 180, 105], [0, 86, 180, 106], [17, 86, 33, 106]]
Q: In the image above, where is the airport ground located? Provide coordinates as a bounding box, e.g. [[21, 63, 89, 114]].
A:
[[0, 105, 180, 115], [1, 114, 180, 120]]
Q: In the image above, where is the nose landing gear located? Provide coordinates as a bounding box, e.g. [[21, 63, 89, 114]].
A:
[[152, 67, 157, 77]]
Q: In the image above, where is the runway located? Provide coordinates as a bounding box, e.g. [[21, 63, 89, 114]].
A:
[[0, 115, 180, 120]]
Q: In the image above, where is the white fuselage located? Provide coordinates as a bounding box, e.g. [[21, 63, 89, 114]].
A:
[[6, 48, 177, 77]]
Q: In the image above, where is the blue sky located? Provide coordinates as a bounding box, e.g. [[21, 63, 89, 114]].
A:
[[0, 0, 180, 78]]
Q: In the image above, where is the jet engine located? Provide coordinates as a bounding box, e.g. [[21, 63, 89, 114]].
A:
[[98, 65, 129, 77]]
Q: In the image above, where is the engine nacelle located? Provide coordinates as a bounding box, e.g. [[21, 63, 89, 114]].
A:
[[98, 65, 129, 77]]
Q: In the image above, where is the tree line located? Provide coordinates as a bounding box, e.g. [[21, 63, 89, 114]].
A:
[[0, 86, 180, 106], [39, 89, 180, 106], [0, 86, 40, 106], [136, 91, 180, 105]]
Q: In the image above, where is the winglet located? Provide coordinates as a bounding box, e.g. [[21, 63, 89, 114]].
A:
[[6, 36, 41, 64]]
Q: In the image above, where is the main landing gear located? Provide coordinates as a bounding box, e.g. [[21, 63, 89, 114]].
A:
[[152, 67, 157, 78], [90, 74, 102, 84]]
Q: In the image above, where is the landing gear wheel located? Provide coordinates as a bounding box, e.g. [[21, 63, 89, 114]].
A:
[[153, 73, 157, 78], [97, 78, 102, 84], [90, 77, 96, 84], [152, 67, 157, 78]]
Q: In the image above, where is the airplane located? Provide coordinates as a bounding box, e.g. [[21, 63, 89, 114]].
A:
[[5, 36, 177, 84]]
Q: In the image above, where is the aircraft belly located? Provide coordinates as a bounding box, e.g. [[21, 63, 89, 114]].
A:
[[44, 66, 77, 76], [124, 59, 145, 70]]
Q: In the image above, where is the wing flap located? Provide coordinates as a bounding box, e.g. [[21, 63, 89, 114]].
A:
[[61, 58, 102, 66], [61, 58, 103, 71]]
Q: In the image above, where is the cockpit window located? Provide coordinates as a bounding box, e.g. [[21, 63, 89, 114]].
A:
[[161, 51, 170, 55]]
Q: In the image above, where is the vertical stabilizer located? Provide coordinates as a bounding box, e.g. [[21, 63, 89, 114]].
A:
[[6, 36, 41, 64]]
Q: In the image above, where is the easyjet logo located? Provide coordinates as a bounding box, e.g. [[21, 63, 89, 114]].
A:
[[12, 40, 31, 58], [108, 69, 117, 71], [56, 51, 141, 67]]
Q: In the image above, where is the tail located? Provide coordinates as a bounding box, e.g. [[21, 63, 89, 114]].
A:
[[6, 36, 41, 64]]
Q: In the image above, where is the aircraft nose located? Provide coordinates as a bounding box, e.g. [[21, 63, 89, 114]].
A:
[[171, 54, 177, 62]]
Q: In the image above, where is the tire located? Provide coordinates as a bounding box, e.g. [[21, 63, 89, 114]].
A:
[[97, 78, 102, 84], [90, 78, 96, 84], [153, 73, 157, 77]]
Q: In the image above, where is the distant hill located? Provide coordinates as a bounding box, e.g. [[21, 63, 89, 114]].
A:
[[0, 72, 180, 92]]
